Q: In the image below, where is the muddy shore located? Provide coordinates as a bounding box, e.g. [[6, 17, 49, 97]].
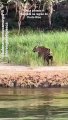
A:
[[0, 65, 68, 88]]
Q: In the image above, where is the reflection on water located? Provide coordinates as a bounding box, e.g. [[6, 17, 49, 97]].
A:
[[0, 88, 68, 120]]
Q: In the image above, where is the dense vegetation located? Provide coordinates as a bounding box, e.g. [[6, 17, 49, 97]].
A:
[[0, 30, 68, 66]]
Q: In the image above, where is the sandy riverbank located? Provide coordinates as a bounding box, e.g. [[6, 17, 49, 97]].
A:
[[0, 65, 68, 88]]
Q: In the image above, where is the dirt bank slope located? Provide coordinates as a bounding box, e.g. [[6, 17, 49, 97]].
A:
[[0, 65, 68, 88]]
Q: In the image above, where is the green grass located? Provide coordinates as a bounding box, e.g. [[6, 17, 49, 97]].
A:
[[0, 29, 68, 66]]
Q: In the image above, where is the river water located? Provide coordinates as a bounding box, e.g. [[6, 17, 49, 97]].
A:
[[0, 88, 68, 120]]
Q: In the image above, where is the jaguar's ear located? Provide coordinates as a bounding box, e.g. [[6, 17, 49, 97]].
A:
[[35, 45, 37, 48], [33, 46, 36, 52]]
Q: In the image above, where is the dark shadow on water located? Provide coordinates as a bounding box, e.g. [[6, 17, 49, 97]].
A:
[[0, 105, 68, 119]]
